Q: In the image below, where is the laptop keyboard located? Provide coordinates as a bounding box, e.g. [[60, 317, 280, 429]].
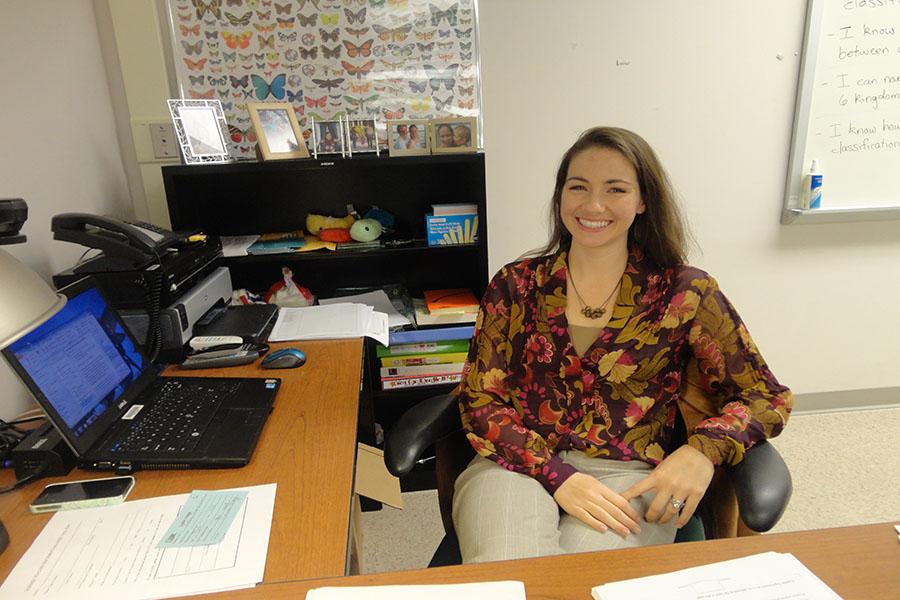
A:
[[111, 379, 241, 454]]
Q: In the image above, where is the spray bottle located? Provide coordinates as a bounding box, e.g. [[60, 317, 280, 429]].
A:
[[802, 159, 823, 210]]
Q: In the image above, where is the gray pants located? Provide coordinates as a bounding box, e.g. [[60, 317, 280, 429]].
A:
[[452, 451, 678, 563]]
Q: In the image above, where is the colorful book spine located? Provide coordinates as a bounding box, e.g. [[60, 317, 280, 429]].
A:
[[387, 325, 475, 345], [381, 373, 463, 389], [380, 363, 465, 378], [380, 351, 468, 367], [376, 339, 470, 358]]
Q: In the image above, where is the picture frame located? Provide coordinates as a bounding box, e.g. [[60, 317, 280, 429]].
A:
[[246, 102, 309, 160], [346, 118, 379, 155], [387, 119, 430, 156], [430, 117, 478, 154], [167, 99, 231, 164], [311, 117, 346, 158]]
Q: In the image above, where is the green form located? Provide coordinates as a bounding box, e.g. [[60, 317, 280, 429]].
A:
[[157, 489, 250, 548]]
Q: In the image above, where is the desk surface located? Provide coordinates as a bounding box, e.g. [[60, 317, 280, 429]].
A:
[[0, 339, 363, 584], [204, 523, 898, 599]]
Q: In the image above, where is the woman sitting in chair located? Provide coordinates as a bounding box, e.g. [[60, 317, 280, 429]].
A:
[[455, 126, 792, 563]]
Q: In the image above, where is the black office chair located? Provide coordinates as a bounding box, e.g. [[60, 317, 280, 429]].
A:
[[385, 391, 792, 567]]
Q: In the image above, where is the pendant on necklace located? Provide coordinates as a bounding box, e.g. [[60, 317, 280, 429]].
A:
[[581, 306, 607, 319]]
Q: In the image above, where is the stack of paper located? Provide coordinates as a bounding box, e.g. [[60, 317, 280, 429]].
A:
[[269, 303, 389, 345], [319, 290, 411, 329], [591, 551, 843, 600], [306, 580, 525, 599]]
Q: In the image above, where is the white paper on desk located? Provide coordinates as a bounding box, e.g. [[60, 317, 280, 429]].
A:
[[306, 580, 526, 600], [591, 551, 843, 600], [269, 303, 389, 345], [220, 235, 260, 257], [319, 290, 411, 328], [0, 483, 276, 600]]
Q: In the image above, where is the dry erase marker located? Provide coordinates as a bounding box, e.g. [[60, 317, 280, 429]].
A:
[[802, 159, 822, 210]]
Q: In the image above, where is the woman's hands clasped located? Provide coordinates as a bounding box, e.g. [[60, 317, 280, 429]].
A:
[[622, 445, 715, 528], [552, 472, 643, 537]]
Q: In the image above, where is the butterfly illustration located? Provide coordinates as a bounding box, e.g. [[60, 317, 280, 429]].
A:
[[460, 42, 471, 52], [438, 29, 450, 38], [416, 30, 435, 41], [189, 88, 217, 99], [191, 0, 222, 19], [408, 80, 427, 93], [342, 59, 375, 79], [388, 0, 408, 7], [345, 27, 369, 38], [180, 23, 201, 36], [350, 81, 372, 93], [306, 95, 327, 108], [284, 62, 303, 71], [430, 3, 458, 26], [189, 74, 205, 86], [287, 89, 304, 103], [225, 0, 242, 5], [277, 17, 295, 29], [381, 107, 405, 120], [266, 51, 280, 60], [230, 74, 249, 87], [321, 13, 339, 26], [458, 85, 473, 96], [288, 73, 303, 86], [437, 41, 453, 50], [177, 11, 193, 22], [205, 30, 219, 40], [298, 13, 317, 27], [224, 51, 237, 62], [343, 39, 373, 58], [344, 8, 366, 25], [254, 23, 276, 32], [454, 27, 472, 39], [225, 10, 252, 25], [319, 27, 339, 42], [433, 94, 454, 111], [425, 63, 458, 91], [274, 2, 291, 15], [299, 46, 318, 59], [184, 57, 208, 70], [380, 58, 405, 70], [222, 31, 253, 49], [321, 45, 341, 59], [417, 42, 435, 52], [343, 94, 379, 112], [251, 73, 286, 99], [457, 98, 474, 109], [208, 75, 227, 86], [279, 31, 298, 42], [228, 124, 258, 143], [372, 23, 412, 42], [239, 52, 253, 61], [370, 0, 386, 7], [438, 53, 454, 62], [258, 34, 275, 49], [461, 52, 472, 61], [298, 0, 320, 8], [256, 10, 271, 19], [460, 17, 472, 26], [389, 43, 414, 58], [312, 77, 345, 90], [222, 101, 233, 111], [208, 40, 220, 50], [410, 97, 431, 112]]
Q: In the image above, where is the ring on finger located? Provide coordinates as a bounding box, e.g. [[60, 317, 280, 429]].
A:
[[670, 497, 685, 512]]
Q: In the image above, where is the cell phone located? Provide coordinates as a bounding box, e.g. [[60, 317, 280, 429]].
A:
[[29, 476, 135, 514]]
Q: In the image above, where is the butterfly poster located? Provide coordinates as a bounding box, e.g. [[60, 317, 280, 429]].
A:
[[167, 0, 481, 159]]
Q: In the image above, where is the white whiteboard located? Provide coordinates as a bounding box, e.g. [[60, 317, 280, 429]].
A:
[[786, 0, 900, 213]]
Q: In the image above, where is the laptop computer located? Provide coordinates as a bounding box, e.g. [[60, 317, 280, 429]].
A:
[[2, 277, 280, 473]]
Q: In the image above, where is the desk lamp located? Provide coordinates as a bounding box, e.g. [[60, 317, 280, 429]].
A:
[[0, 198, 67, 554]]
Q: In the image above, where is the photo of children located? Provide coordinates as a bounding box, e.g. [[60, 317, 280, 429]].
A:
[[348, 119, 378, 152], [431, 118, 477, 154], [388, 120, 430, 156], [315, 121, 344, 154]]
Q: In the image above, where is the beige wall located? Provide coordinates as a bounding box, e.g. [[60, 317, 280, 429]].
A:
[[0, 0, 132, 419]]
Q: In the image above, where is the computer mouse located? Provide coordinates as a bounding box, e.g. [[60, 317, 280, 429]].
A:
[[261, 347, 306, 369]]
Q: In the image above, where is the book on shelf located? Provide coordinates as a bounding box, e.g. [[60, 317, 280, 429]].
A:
[[388, 324, 475, 345], [432, 203, 478, 216], [381, 373, 463, 390], [380, 351, 468, 368], [422, 288, 480, 315], [412, 298, 477, 326], [380, 362, 465, 378], [376, 339, 470, 358]]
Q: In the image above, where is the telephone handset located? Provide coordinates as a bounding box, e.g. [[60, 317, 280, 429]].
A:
[[51, 213, 184, 269]]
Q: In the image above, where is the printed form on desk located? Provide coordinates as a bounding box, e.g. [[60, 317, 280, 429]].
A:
[[306, 580, 526, 599], [0, 483, 276, 600], [269, 303, 389, 345], [591, 551, 842, 600]]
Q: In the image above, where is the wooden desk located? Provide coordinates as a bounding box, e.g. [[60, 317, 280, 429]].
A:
[[0, 339, 363, 584], [203, 523, 898, 599]]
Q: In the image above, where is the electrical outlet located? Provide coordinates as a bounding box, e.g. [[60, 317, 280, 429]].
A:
[[149, 122, 178, 159]]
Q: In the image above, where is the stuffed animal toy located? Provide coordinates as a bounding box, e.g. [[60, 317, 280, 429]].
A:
[[306, 212, 356, 236], [349, 219, 383, 242]]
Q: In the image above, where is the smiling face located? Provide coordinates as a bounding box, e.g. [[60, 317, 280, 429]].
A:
[[560, 146, 645, 255], [438, 124, 455, 147]]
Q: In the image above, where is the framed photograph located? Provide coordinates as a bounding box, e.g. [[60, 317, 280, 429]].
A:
[[387, 119, 430, 156], [167, 99, 231, 164], [246, 102, 309, 160], [346, 118, 379, 155], [430, 117, 478, 154], [311, 118, 346, 157]]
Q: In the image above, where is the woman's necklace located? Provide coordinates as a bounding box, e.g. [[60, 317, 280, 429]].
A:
[[567, 266, 621, 320]]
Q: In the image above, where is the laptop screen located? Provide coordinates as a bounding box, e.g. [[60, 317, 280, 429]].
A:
[[6, 284, 147, 442]]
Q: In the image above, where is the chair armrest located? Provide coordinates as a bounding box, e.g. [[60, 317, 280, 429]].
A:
[[384, 394, 461, 477], [726, 440, 792, 532]]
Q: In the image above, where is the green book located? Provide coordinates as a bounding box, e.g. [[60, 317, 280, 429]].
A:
[[376, 339, 471, 358]]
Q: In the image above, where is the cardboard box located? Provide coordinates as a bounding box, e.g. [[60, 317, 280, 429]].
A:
[[425, 213, 478, 246], [348, 443, 403, 574]]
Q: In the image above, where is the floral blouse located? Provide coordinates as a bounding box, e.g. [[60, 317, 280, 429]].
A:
[[458, 248, 792, 495]]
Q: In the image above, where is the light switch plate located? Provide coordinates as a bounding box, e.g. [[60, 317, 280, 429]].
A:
[[149, 122, 178, 159]]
